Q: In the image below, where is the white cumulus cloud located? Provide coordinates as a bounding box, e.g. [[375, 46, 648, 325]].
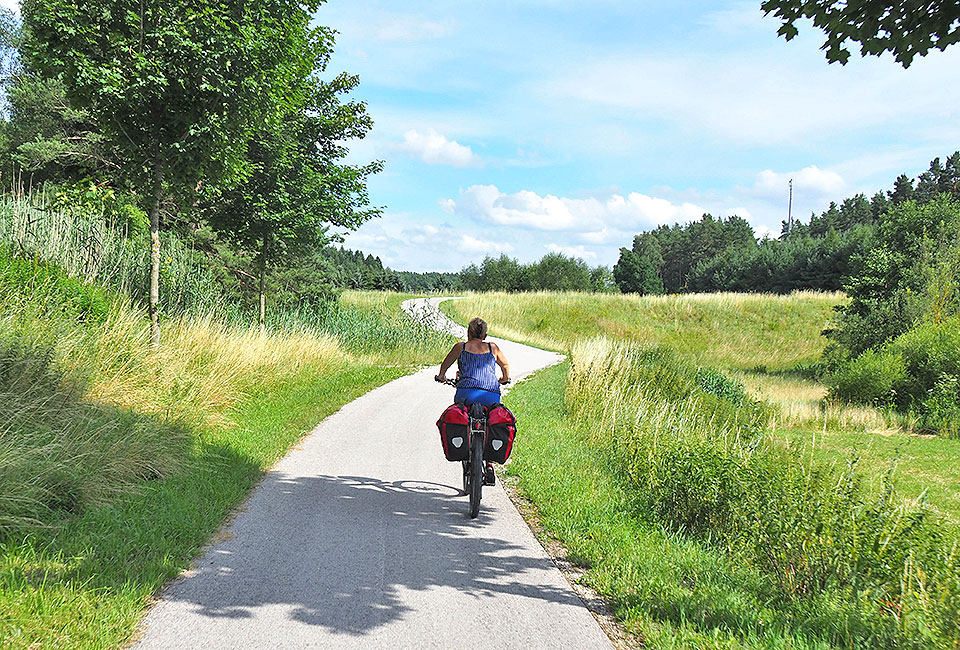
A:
[[397, 128, 481, 167], [753, 165, 846, 199], [460, 234, 513, 254], [545, 243, 598, 259], [443, 185, 705, 232], [753, 224, 778, 240]]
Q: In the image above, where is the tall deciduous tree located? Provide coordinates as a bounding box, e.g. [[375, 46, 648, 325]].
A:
[[22, 0, 318, 348], [761, 0, 960, 67], [207, 36, 383, 327]]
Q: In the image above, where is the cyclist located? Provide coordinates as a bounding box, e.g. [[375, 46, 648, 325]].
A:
[[435, 317, 510, 484]]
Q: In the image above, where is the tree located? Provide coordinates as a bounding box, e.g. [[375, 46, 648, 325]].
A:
[[888, 174, 914, 204], [613, 246, 662, 295], [833, 197, 960, 354], [525, 253, 591, 292], [207, 49, 382, 327], [589, 266, 618, 293], [761, 0, 960, 67], [479, 254, 523, 292], [23, 0, 319, 348]]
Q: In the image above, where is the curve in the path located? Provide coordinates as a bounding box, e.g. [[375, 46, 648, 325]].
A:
[[133, 298, 611, 649]]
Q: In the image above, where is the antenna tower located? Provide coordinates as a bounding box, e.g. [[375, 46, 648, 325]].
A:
[[787, 178, 794, 234]]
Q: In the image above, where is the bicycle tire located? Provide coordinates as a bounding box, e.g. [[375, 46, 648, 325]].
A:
[[469, 431, 483, 518], [461, 460, 469, 495]]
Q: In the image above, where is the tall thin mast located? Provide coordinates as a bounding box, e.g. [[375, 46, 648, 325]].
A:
[[787, 178, 794, 234]]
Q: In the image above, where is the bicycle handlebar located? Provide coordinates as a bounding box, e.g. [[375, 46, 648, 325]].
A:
[[434, 376, 510, 386]]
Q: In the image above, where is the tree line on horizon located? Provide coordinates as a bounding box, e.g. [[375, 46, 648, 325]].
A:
[[613, 151, 960, 296]]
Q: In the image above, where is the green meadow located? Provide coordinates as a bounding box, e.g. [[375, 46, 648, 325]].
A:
[[446, 292, 960, 649]]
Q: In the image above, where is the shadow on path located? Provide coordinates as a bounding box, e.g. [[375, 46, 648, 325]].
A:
[[162, 472, 582, 636]]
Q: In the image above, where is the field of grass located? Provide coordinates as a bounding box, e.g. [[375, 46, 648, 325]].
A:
[[508, 362, 959, 649], [777, 428, 960, 529], [445, 291, 960, 647], [444, 290, 842, 370], [0, 255, 454, 648]]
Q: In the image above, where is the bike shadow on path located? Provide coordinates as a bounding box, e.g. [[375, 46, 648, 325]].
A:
[[159, 472, 583, 636]]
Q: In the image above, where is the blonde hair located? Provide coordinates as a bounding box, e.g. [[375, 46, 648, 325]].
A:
[[467, 317, 488, 340]]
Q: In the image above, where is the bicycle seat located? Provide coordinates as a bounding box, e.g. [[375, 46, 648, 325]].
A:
[[468, 402, 488, 419]]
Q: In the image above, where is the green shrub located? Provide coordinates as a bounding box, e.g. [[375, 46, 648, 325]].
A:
[[696, 367, 747, 405], [889, 316, 960, 406], [0, 247, 112, 323], [921, 373, 960, 437], [829, 348, 906, 405], [831, 317, 960, 435]]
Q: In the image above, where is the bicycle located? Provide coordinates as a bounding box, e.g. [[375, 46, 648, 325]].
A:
[[435, 375, 506, 518]]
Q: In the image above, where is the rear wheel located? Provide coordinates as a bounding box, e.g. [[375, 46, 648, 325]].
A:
[[468, 431, 483, 518], [461, 460, 469, 494]]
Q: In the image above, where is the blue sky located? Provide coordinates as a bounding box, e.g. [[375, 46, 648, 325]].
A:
[[339, 3, 946, 271]]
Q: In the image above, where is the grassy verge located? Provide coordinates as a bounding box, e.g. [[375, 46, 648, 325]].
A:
[[446, 291, 960, 646], [508, 360, 959, 649], [0, 362, 403, 648]]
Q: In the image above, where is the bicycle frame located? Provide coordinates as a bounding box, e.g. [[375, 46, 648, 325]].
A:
[[437, 375, 488, 518]]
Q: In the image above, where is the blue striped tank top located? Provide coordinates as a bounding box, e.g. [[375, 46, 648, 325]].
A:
[[457, 342, 500, 393]]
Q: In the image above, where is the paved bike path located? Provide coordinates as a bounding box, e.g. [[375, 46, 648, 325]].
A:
[[133, 298, 612, 649]]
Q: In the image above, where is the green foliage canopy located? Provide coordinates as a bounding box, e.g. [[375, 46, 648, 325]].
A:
[[21, 0, 329, 344], [761, 0, 960, 67]]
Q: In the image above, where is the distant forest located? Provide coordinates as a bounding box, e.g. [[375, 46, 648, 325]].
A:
[[613, 151, 960, 295]]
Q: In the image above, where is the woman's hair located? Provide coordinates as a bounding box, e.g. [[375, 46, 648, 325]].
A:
[[467, 317, 488, 340]]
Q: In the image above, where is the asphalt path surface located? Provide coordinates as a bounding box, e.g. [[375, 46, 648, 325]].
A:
[[133, 298, 612, 649]]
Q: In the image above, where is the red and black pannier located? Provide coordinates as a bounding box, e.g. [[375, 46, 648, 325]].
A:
[[484, 403, 517, 464], [437, 403, 469, 461]]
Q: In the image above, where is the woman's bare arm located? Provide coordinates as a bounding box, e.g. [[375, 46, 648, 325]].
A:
[[437, 343, 463, 380], [491, 343, 511, 384]]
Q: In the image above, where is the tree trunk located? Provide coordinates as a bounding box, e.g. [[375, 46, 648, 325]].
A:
[[259, 236, 267, 331], [149, 152, 162, 351]]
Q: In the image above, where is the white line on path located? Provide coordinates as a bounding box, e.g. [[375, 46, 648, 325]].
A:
[[133, 298, 612, 649]]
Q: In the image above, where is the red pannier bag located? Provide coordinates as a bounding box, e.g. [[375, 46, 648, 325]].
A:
[[437, 403, 469, 461], [485, 403, 517, 464]]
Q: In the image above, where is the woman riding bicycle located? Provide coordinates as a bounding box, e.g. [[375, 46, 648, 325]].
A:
[[436, 317, 511, 491], [435, 317, 511, 406]]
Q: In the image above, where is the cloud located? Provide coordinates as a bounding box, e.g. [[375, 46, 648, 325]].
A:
[[545, 243, 598, 259], [444, 185, 705, 232], [753, 165, 846, 200], [460, 234, 514, 254], [546, 45, 960, 145], [397, 128, 481, 167], [698, 1, 772, 34], [753, 224, 778, 240]]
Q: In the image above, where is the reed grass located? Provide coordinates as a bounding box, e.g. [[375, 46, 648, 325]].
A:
[[557, 338, 960, 647], [0, 192, 224, 315]]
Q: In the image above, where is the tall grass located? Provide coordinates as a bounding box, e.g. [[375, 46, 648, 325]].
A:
[[0, 192, 224, 315], [0, 254, 349, 536], [566, 337, 960, 647], [734, 371, 915, 434], [0, 248, 452, 537], [0, 192, 454, 361]]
